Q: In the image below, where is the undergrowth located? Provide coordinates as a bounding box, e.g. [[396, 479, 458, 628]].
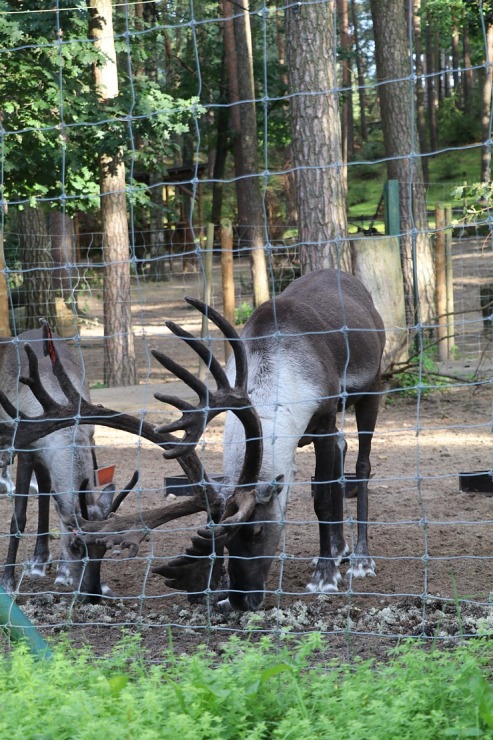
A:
[[0, 632, 492, 738]]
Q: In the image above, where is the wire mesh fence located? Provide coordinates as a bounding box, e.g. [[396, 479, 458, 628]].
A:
[[0, 1, 492, 660]]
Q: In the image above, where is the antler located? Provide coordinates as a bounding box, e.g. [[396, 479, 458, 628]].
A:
[[0, 308, 263, 589], [153, 488, 256, 591]]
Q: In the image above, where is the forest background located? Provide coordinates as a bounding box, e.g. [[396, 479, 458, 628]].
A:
[[0, 0, 491, 385]]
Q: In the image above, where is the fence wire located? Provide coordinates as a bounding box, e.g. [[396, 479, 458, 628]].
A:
[[0, 1, 492, 659]]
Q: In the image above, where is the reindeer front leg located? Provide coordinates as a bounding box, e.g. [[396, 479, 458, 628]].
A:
[[347, 393, 380, 579], [307, 420, 347, 593]]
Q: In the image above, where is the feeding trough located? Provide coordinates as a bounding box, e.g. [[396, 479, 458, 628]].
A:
[[165, 475, 224, 497], [167, 474, 365, 499], [459, 470, 493, 496]]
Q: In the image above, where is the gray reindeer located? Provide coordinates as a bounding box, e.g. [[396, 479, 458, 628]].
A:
[[0, 269, 385, 611], [0, 324, 137, 600]]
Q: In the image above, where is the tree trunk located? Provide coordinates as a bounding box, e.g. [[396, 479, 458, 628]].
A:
[[48, 211, 76, 302], [149, 173, 167, 282], [337, 0, 354, 162], [285, 1, 351, 273], [481, 23, 493, 183], [350, 0, 368, 143], [18, 206, 57, 331], [88, 0, 136, 387], [425, 11, 438, 152], [211, 64, 230, 228], [222, 0, 269, 306], [413, 0, 429, 184], [451, 25, 460, 104], [0, 224, 11, 335], [463, 19, 473, 111], [370, 0, 435, 325]]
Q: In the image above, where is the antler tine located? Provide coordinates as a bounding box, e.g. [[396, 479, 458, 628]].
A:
[[111, 470, 140, 514], [69, 468, 224, 557], [184, 297, 248, 390], [164, 320, 229, 387], [149, 301, 254, 460], [0, 340, 183, 451]]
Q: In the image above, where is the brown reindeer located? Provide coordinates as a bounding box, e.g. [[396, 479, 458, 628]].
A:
[[0, 270, 385, 610]]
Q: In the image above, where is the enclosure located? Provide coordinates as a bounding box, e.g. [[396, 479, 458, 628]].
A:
[[0, 239, 491, 662], [1, 1, 493, 668]]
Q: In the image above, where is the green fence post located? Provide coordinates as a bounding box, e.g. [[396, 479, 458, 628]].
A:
[[0, 585, 53, 659], [384, 180, 400, 237]]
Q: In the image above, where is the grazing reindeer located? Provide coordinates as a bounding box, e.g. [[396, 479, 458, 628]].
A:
[[0, 325, 137, 600], [0, 269, 385, 611]]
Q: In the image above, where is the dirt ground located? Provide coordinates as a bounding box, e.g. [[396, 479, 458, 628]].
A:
[[1, 250, 493, 663]]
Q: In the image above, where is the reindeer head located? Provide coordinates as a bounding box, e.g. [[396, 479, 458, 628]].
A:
[[0, 306, 272, 610], [68, 471, 139, 602]]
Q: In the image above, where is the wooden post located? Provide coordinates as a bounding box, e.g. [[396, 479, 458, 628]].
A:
[[435, 204, 448, 362], [198, 223, 215, 380], [444, 205, 455, 356], [0, 223, 11, 336], [221, 218, 235, 362]]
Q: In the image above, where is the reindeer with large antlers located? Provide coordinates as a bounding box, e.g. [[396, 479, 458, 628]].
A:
[[0, 323, 137, 600], [0, 269, 385, 611]]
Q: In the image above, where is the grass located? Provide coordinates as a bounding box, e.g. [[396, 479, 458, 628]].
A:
[[1, 632, 493, 738], [347, 145, 482, 231]]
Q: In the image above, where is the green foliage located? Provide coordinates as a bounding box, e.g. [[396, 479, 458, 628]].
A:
[[388, 344, 453, 399], [451, 181, 493, 227], [437, 98, 480, 148], [0, 2, 201, 211], [0, 634, 493, 738], [234, 302, 254, 326]]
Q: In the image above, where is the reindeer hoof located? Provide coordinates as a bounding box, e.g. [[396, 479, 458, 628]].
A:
[[101, 582, 114, 598], [306, 565, 342, 594], [347, 557, 376, 578], [0, 574, 16, 594], [29, 561, 50, 578], [54, 566, 74, 588]]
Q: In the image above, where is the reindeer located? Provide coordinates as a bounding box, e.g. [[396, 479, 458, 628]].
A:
[[0, 324, 137, 601], [0, 269, 385, 611]]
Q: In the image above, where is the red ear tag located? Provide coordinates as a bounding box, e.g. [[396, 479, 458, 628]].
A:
[[96, 465, 116, 486], [44, 323, 56, 366]]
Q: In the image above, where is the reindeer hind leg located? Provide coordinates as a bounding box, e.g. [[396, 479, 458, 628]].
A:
[[30, 462, 52, 578]]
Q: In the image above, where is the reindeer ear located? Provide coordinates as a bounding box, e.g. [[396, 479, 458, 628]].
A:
[[255, 475, 285, 504], [96, 483, 116, 519]]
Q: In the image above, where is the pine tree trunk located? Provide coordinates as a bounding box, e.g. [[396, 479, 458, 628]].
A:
[[413, 0, 429, 184], [99, 152, 137, 386], [481, 23, 493, 182], [48, 210, 76, 302], [149, 173, 167, 282], [0, 224, 11, 335], [463, 20, 473, 111], [222, 0, 269, 305], [451, 26, 460, 103], [18, 206, 57, 331], [337, 0, 354, 162], [370, 0, 435, 325], [285, 1, 351, 273], [88, 0, 136, 386], [351, 0, 368, 142], [211, 65, 229, 228], [425, 14, 438, 152]]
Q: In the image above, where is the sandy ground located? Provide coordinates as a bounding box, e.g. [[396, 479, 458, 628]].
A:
[[1, 250, 492, 662]]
